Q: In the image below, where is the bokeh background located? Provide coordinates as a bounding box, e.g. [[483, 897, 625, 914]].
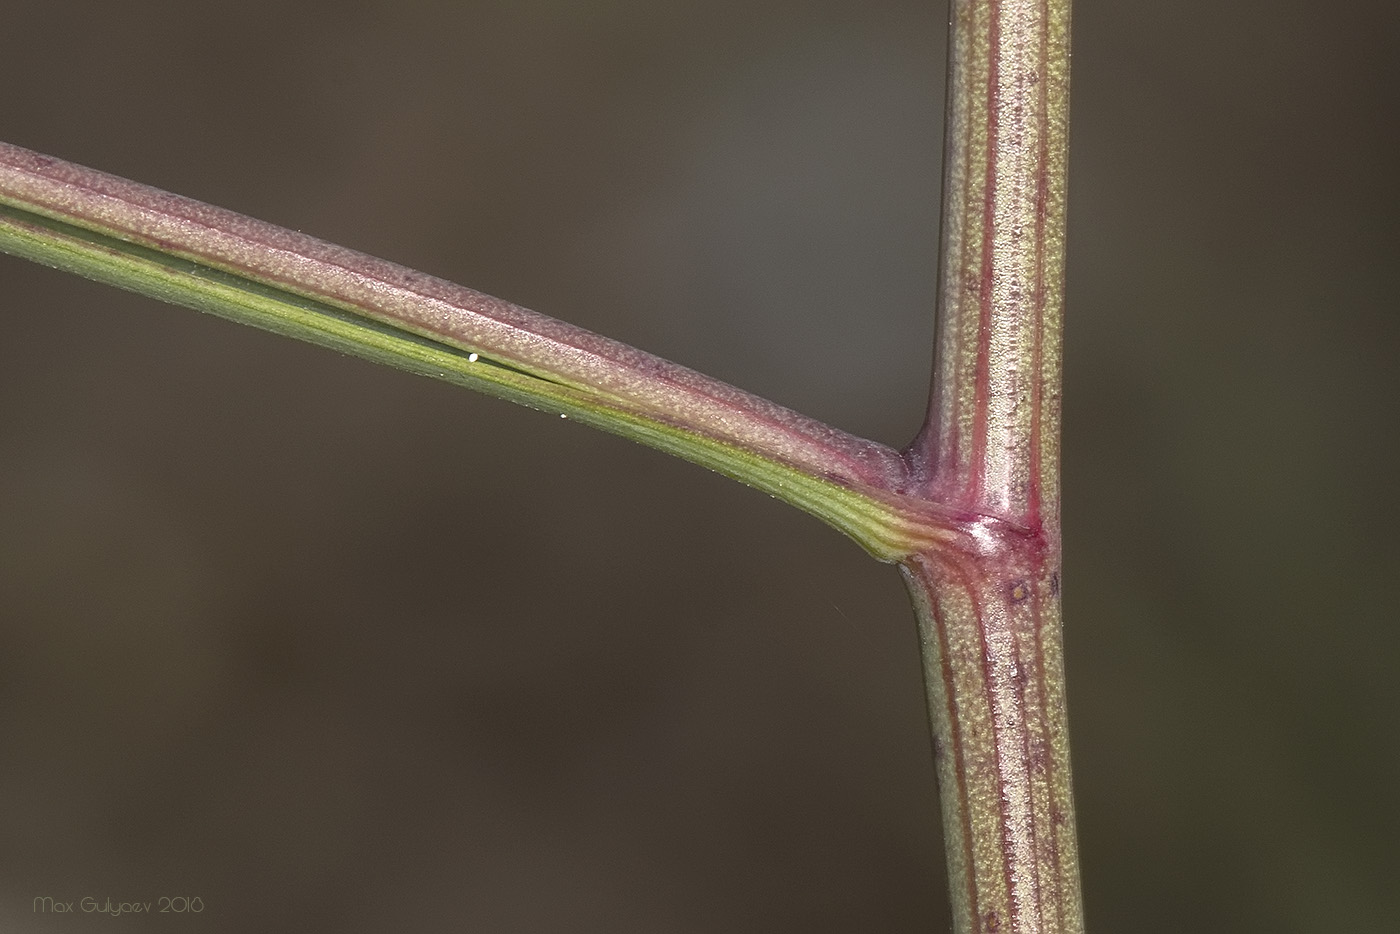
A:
[[2, 1, 1396, 931]]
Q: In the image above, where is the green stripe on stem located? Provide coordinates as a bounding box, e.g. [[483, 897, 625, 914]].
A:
[[0, 145, 942, 561]]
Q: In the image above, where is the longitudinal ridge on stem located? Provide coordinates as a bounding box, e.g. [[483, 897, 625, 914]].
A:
[[909, 0, 1069, 532], [0, 140, 909, 497], [902, 0, 1081, 931]]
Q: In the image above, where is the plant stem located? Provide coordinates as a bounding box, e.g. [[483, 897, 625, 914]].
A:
[[0, 0, 1082, 925], [902, 0, 1080, 930], [0, 141, 933, 560]]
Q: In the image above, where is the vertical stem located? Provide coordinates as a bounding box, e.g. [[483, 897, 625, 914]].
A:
[[904, 551, 1081, 934], [904, 0, 1079, 931], [910, 0, 1070, 528]]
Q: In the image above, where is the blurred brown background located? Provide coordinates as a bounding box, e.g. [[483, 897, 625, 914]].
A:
[[2, 1, 1396, 931]]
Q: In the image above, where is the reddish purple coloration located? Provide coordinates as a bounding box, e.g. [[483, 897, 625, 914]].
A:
[[900, 0, 1079, 929], [0, 140, 909, 498]]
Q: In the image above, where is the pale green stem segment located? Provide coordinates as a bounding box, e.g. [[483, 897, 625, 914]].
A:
[[902, 0, 1082, 931], [0, 141, 945, 561]]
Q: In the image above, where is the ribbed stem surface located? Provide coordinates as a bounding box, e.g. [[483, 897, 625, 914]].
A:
[[903, 0, 1080, 930], [904, 547, 1081, 934]]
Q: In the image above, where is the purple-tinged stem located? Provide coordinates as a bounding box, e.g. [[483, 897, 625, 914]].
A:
[[902, 0, 1081, 930], [910, 0, 1070, 531], [0, 141, 907, 496]]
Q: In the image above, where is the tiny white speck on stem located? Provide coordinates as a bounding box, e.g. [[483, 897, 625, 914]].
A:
[[467, 352, 479, 362]]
